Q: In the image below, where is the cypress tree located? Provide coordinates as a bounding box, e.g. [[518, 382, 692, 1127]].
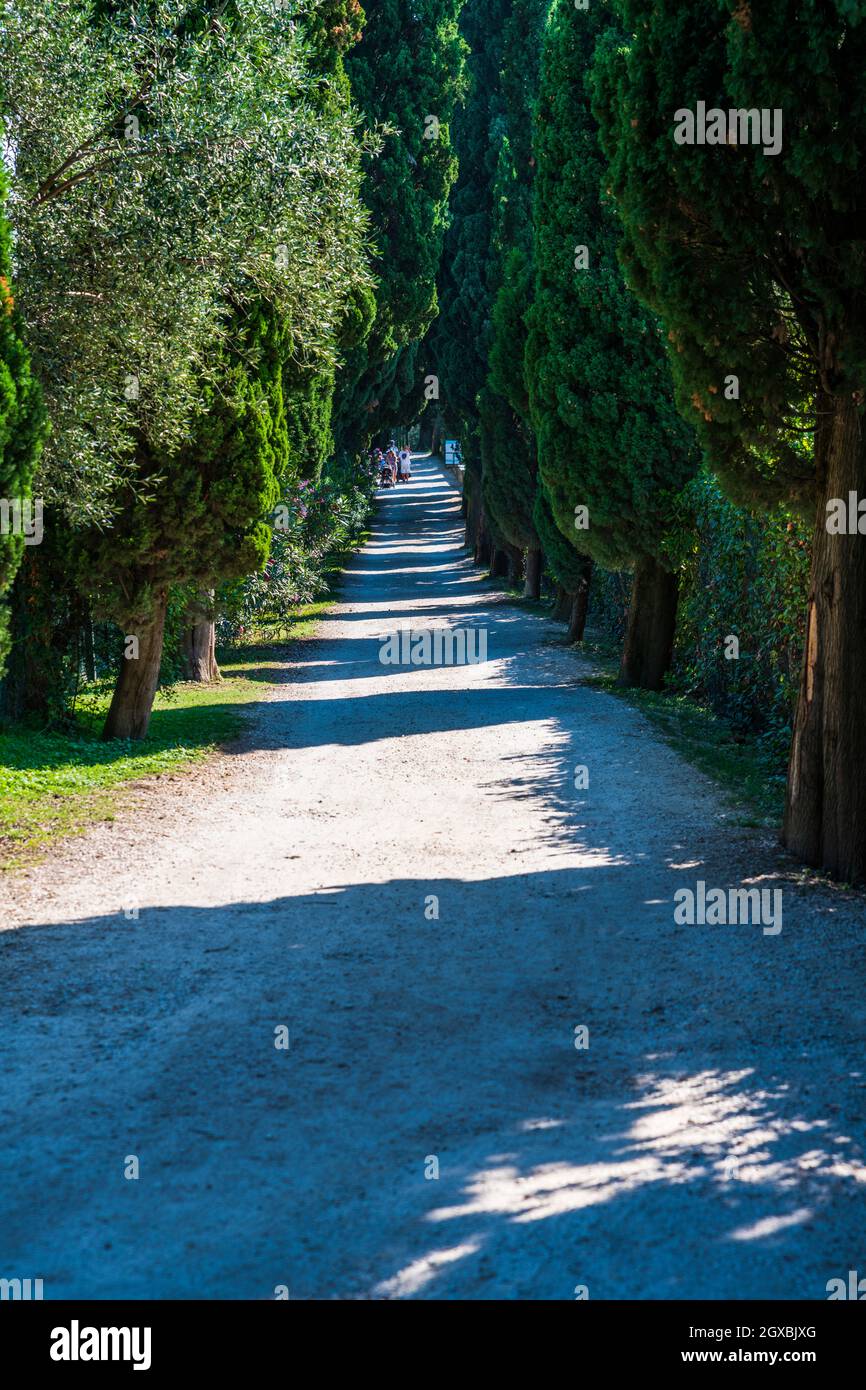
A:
[[593, 0, 866, 878], [526, 0, 698, 690], [424, 0, 504, 558], [282, 0, 367, 483], [479, 0, 548, 596], [0, 146, 45, 680], [2, 0, 371, 723], [180, 1, 367, 681], [534, 481, 593, 642], [334, 0, 467, 452], [83, 0, 370, 737], [93, 302, 288, 738]]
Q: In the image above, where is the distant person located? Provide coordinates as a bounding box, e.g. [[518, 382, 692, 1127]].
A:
[[398, 447, 412, 480]]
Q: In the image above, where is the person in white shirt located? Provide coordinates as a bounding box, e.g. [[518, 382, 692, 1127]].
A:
[[398, 448, 412, 480]]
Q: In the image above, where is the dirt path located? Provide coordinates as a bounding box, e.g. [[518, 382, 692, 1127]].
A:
[[1, 454, 865, 1300]]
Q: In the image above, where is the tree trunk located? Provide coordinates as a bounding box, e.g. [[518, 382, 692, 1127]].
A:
[[0, 545, 68, 724], [464, 492, 479, 551], [506, 545, 524, 586], [102, 590, 169, 741], [182, 595, 221, 683], [505, 544, 525, 583], [182, 619, 220, 682], [567, 563, 593, 643], [552, 585, 573, 623], [618, 553, 678, 690], [523, 547, 543, 599], [783, 393, 866, 882], [491, 547, 510, 578], [82, 610, 96, 683], [473, 506, 492, 568], [427, 414, 441, 455]]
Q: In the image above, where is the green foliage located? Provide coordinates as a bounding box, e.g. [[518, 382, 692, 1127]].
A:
[[217, 454, 375, 644], [1, 0, 371, 524], [1, 0, 375, 734], [592, 0, 866, 510], [526, 0, 698, 575], [671, 473, 809, 755], [480, 0, 548, 553], [334, 0, 468, 449], [533, 481, 591, 594], [588, 474, 811, 761], [429, 0, 509, 488], [0, 147, 46, 677], [585, 567, 630, 645], [81, 300, 289, 632], [280, 0, 370, 480]]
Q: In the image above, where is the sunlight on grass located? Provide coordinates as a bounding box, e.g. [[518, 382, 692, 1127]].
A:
[[0, 659, 264, 868], [0, 583, 340, 869]]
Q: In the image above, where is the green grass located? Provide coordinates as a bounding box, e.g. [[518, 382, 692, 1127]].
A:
[[0, 655, 265, 870], [577, 629, 786, 829], [0, 589, 341, 871]]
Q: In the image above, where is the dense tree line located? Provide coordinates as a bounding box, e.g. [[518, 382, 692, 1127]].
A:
[[528, 0, 700, 690], [429, 0, 866, 882], [0, 142, 46, 679], [333, 0, 466, 453], [594, 0, 866, 879], [0, 0, 465, 737], [2, 0, 865, 885]]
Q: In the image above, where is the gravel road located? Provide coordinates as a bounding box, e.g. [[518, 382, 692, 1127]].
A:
[[1, 454, 864, 1300]]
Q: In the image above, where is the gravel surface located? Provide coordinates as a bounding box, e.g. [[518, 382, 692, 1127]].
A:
[[1, 454, 865, 1300]]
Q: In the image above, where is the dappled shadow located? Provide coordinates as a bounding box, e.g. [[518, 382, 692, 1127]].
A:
[[1, 869, 864, 1299], [4, 454, 865, 1300]]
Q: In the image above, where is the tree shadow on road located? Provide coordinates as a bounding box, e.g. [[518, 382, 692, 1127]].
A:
[[2, 860, 864, 1299]]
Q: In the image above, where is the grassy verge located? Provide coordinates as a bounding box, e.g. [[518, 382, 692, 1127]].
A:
[[0, 592, 341, 872], [576, 628, 787, 829]]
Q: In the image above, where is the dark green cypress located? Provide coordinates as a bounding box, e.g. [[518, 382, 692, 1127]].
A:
[[526, 0, 698, 689], [533, 480, 593, 640], [479, 0, 548, 594], [428, 0, 508, 558], [592, 0, 866, 877], [89, 301, 288, 739], [334, 0, 467, 453], [0, 145, 46, 680]]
